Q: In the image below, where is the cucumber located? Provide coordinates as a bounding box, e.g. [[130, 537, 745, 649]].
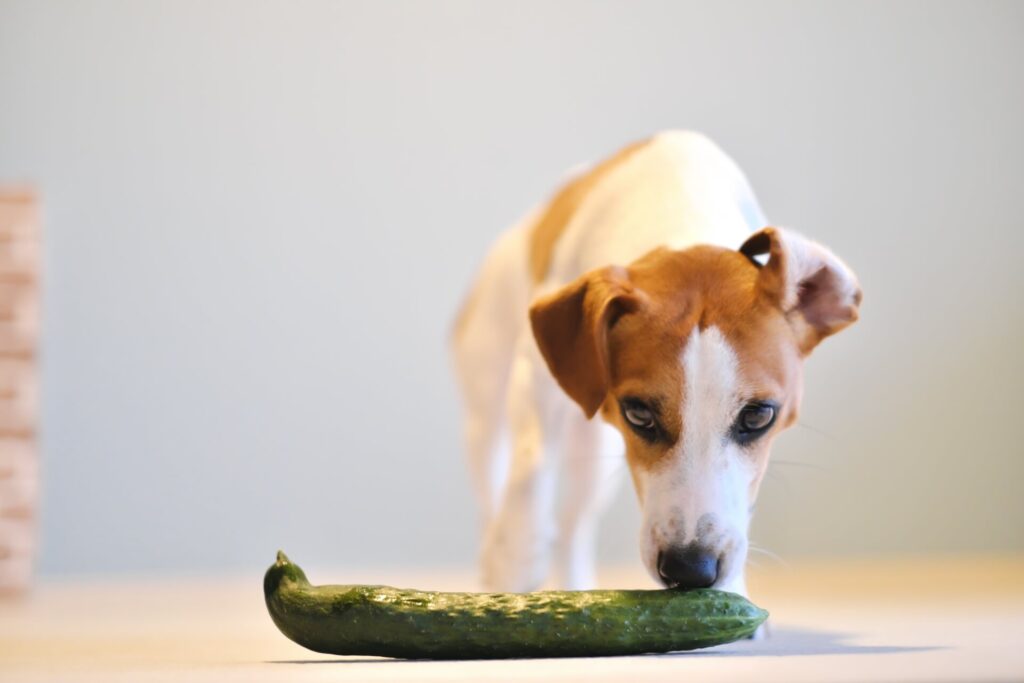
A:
[[264, 551, 767, 659]]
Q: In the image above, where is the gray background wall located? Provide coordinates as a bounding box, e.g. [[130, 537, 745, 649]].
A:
[[0, 0, 1021, 576]]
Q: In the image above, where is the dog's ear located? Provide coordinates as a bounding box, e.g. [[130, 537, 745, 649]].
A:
[[740, 227, 862, 354], [529, 266, 643, 418]]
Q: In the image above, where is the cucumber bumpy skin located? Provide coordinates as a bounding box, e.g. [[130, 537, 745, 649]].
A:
[[264, 551, 768, 660]]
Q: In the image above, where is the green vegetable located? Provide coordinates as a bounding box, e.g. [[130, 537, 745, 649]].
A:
[[264, 551, 767, 659]]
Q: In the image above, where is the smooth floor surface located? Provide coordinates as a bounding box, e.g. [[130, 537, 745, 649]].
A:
[[2, 556, 1022, 682]]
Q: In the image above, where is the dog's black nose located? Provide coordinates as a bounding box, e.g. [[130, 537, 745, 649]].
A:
[[657, 545, 719, 588]]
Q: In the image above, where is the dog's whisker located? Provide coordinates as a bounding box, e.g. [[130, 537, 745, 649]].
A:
[[747, 543, 790, 568], [763, 467, 794, 492], [795, 421, 842, 445]]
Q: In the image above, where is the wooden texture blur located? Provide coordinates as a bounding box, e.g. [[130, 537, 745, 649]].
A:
[[0, 188, 39, 595]]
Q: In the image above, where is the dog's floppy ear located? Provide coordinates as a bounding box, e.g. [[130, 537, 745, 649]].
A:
[[740, 227, 862, 354], [529, 266, 642, 418]]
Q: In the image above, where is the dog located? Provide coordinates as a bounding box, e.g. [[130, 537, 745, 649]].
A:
[[451, 131, 861, 599]]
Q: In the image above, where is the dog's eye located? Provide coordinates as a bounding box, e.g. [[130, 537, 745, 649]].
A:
[[622, 402, 656, 431], [732, 402, 777, 444], [740, 404, 775, 431]]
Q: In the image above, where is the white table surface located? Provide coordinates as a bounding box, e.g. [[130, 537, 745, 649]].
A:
[[2, 556, 1022, 682]]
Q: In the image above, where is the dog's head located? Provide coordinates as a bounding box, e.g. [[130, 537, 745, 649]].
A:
[[530, 227, 861, 589]]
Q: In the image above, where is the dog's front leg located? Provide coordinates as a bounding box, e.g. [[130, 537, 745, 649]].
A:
[[555, 418, 625, 590], [479, 344, 560, 592]]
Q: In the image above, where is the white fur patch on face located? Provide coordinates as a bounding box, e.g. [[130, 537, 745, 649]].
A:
[[681, 326, 740, 460], [638, 326, 755, 587]]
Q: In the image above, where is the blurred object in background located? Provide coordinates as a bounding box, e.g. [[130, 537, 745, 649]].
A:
[[0, 189, 39, 596]]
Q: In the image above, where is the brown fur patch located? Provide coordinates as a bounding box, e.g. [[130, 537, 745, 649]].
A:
[[527, 138, 651, 284]]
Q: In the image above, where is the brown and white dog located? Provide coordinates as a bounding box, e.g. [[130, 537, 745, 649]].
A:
[[451, 131, 861, 599]]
